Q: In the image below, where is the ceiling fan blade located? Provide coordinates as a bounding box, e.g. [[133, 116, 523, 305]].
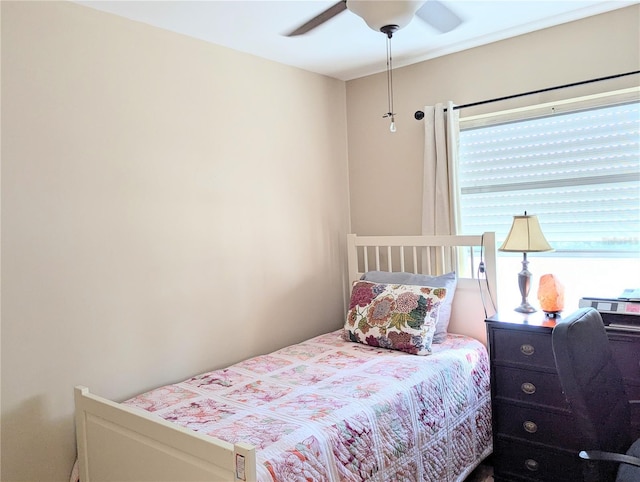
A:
[[416, 0, 462, 33], [286, 1, 348, 36]]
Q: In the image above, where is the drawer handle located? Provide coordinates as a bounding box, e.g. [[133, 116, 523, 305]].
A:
[[521, 382, 536, 395], [520, 344, 535, 356], [525, 459, 539, 472], [523, 420, 538, 433]]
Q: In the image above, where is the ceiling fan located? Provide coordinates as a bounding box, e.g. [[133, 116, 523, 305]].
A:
[[286, 1, 463, 133], [286, 0, 463, 38]]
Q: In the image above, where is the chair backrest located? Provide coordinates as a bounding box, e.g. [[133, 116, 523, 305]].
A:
[[552, 307, 632, 481]]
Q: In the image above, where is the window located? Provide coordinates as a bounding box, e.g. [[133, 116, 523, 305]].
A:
[[458, 88, 640, 306]]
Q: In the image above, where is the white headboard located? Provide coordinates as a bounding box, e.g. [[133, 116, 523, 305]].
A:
[[346, 233, 497, 345]]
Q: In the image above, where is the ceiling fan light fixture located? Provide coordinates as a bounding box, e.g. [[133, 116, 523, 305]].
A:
[[347, 0, 424, 33]]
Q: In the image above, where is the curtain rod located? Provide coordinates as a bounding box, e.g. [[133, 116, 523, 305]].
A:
[[414, 70, 640, 120]]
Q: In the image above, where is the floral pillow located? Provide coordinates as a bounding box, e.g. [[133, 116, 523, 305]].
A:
[[360, 271, 457, 344], [344, 280, 446, 355]]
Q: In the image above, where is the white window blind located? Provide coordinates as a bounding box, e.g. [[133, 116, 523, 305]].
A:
[[458, 94, 640, 257]]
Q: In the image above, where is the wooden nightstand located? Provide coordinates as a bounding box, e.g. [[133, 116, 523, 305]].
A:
[[486, 310, 640, 482]]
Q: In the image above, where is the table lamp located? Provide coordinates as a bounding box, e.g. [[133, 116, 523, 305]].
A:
[[499, 212, 554, 313]]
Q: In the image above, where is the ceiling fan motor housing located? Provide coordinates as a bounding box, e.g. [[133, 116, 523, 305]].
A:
[[347, 0, 425, 33]]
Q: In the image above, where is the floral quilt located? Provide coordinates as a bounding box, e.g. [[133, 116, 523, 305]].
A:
[[124, 330, 492, 482]]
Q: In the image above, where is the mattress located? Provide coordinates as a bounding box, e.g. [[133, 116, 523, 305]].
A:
[[123, 329, 492, 482]]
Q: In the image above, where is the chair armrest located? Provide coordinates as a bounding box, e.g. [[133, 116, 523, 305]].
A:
[[579, 450, 640, 468]]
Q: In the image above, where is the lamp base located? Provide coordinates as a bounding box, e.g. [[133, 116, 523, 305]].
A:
[[515, 302, 536, 314], [514, 253, 536, 313]]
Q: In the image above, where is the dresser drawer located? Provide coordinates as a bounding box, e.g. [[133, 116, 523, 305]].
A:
[[492, 329, 555, 369], [494, 402, 580, 449], [494, 438, 583, 481], [494, 366, 569, 408]]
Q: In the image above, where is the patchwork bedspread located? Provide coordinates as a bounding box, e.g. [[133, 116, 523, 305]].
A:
[[124, 330, 492, 482]]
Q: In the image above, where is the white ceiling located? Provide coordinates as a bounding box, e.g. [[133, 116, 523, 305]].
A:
[[77, 0, 638, 81]]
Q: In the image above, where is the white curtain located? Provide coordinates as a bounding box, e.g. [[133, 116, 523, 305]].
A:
[[421, 101, 461, 236], [421, 102, 461, 274]]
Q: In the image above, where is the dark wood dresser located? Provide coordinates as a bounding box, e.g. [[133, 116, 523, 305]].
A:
[[486, 310, 640, 482]]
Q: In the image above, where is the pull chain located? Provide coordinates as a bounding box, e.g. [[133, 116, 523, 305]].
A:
[[384, 35, 396, 132]]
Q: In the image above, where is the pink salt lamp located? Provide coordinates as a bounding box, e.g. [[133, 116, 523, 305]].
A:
[[537, 274, 565, 316]]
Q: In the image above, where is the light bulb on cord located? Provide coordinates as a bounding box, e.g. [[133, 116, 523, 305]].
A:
[[383, 112, 396, 133]]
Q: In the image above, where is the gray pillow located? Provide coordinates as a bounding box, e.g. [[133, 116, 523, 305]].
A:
[[360, 271, 457, 343]]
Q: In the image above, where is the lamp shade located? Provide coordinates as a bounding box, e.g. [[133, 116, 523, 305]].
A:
[[499, 214, 554, 253]]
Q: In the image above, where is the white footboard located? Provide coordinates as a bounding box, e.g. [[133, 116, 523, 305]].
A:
[[74, 386, 257, 482]]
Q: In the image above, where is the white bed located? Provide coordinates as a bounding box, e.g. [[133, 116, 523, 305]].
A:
[[74, 233, 497, 482]]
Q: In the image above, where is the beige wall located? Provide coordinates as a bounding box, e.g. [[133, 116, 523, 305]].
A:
[[347, 5, 640, 236], [1, 2, 349, 480]]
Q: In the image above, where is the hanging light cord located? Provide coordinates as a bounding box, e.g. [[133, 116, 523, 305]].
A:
[[386, 36, 394, 117], [384, 35, 396, 132]]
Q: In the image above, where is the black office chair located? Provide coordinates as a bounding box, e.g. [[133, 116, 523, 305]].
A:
[[552, 307, 640, 482]]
